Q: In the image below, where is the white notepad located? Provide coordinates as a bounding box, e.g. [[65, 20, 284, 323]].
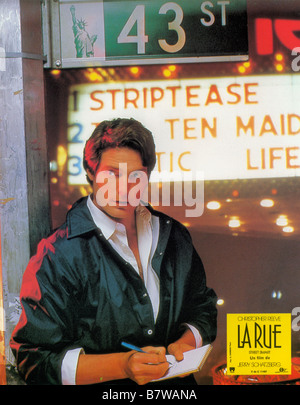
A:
[[152, 344, 212, 382]]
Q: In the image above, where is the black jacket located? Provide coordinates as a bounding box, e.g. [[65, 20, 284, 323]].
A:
[[10, 197, 217, 385]]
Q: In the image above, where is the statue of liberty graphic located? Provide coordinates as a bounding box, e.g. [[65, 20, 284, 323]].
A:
[[70, 5, 98, 58]]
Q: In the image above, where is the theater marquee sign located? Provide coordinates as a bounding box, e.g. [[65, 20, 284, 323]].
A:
[[66, 74, 300, 185], [42, 0, 248, 68]]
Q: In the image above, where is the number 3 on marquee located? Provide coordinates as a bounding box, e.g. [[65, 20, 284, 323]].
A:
[[117, 2, 186, 54]]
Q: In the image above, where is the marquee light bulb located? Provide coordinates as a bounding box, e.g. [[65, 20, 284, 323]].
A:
[[276, 215, 288, 226], [260, 199, 274, 207], [275, 63, 284, 72], [228, 218, 241, 228], [275, 53, 284, 62], [207, 201, 221, 210], [50, 69, 61, 77], [163, 68, 172, 78], [282, 226, 294, 233], [130, 66, 140, 76]]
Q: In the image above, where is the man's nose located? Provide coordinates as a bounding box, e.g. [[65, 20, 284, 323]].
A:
[[117, 176, 129, 201]]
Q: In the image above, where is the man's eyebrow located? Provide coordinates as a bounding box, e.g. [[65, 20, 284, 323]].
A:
[[99, 165, 119, 171], [99, 165, 147, 172], [130, 167, 148, 172]]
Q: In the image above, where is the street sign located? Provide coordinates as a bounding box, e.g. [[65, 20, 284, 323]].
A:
[[43, 0, 248, 68]]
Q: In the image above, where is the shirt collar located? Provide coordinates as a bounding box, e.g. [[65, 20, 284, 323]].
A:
[[87, 195, 152, 240]]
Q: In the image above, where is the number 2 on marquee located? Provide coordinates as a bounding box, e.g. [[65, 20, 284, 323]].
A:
[[117, 2, 186, 54]]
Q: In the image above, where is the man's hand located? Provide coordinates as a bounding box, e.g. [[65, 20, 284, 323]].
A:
[[167, 328, 197, 371], [167, 342, 195, 362], [123, 346, 169, 385]]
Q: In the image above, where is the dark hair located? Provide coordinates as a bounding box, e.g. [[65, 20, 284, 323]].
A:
[[83, 118, 156, 185]]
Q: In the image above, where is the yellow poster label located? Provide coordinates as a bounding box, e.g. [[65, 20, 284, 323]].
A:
[[227, 313, 291, 375]]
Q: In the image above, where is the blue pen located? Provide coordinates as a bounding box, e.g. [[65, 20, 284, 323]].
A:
[[121, 341, 174, 366], [121, 341, 146, 353]]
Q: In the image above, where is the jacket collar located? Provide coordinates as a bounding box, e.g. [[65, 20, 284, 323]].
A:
[[66, 197, 99, 239], [86, 195, 152, 240], [66, 196, 173, 242]]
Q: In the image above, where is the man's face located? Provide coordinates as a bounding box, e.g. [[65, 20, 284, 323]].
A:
[[88, 147, 149, 220]]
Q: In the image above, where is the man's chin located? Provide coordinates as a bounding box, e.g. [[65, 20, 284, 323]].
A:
[[101, 204, 137, 219]]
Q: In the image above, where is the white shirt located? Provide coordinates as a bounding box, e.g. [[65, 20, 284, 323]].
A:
[[87, 195, 161, 321], [61, 196, 202, 385]]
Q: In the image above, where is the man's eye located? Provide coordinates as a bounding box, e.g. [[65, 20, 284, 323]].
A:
[[129, 171, 142, 180]]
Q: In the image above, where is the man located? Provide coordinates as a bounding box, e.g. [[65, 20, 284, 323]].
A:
[[10, 118, 217, 385]]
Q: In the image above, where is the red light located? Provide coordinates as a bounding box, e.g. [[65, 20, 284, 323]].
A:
[[255, 18, 300, 57], [274, 20, 300, 51], [255, 19, 273, 55], [232, 190, 239, 197]]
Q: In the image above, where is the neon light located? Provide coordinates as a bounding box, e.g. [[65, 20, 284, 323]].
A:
[[255, 19, 273, 55], [274, 20, 300, 51]]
